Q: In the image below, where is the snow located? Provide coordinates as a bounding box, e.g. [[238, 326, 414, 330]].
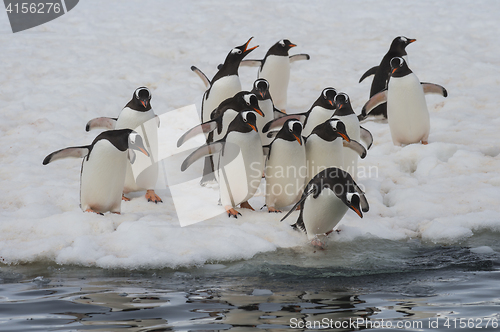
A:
[[1, 0, 500, 269]]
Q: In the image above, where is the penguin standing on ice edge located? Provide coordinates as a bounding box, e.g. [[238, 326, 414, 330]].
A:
[[241, 39, 310, 113], [43, 129, 149, 215], [361, 57, 447, 146], [358, 36, 416, 120], [86, 87, 162, 203], [281, 167, 369, 248]]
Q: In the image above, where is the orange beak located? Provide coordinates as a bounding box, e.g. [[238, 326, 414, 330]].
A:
[[392, 68, 397, 74], [259, 92, 265, 98], [328, 99, 334, 106], [289, 43, 297, 48], [294, 135, 302, 145], [409, 39, 416, 43], [244, 37, 258, 52], [139, 147, 149, 157], [351, 205, 362, 218], [141, 100, 148, 108], [253, 108, 264, 116], [249, 124, 257, 132], [339, 132, 350, 142]]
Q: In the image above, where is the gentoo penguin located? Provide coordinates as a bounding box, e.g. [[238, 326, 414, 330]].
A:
[[181, 111, 264, 218], [358, 36, 416, 120], [333, 92, 373, 179], [86, 87, 162, 203], [261, 87, 338, 136], [281, 167, 369, 248], [305, 119, 366, 183], [265, 119, 306, 212], [241, 39, 310, 112], [362, 57, 448, 146], [198, 37, 258, 124], [42, 129, 149, 214], [250, 78, 287, 145]]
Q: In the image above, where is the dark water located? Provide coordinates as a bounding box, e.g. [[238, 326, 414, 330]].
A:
[[1, 233, 500, 331]]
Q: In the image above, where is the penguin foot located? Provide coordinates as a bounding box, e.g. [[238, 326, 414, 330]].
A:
[[225, 207, 242, 218], [145, 190, 163, 204], [240, 201, 255, 211], [112, 212, 121, 215], [122, 195, 131, 201], [422, 140, 429, 145], [311, 237, 326, 249], [85, 209, 104, 216], [267, 207, 282, 213]]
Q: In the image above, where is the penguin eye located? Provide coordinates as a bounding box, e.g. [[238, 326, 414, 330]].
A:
[[346, 192, 358, 204], [400, 36, 407, 43], [242, 111, 248, 122], [330, 120, 338, 130], [129, 132, 137, 144], [279, 40, 285, 47], [231, 48, 242, 54]]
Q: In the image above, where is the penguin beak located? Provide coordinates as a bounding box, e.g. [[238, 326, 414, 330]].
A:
[[350, 205, 363, 218], [141, 100, 148, 108], [243, 37, 258, 53], [294, 134, 302, 145], [328, 99, 334, 107], [391, 68, 397, 75], [289, 43, 297, 48], [253, 108, 264, 117], [339, 132, 350, 142], [408, 38, 416, 44], [248, 124, 257, 132], [259, 91, 265, 98], [139, 147, 149, 157]]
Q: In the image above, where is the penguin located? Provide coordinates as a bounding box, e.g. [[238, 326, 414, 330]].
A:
[[42, 129, 149, 215], [333, 92, 373, 180], [362, 57, 448, 146], [181, 111, 264, 218], [86, 87, 162, 203], [241, 39, 310, 112], [197, 37, 258, 124], [261, 87, 338, 136], [305, 119, 367, 183], [264, 119, 306, 213], [250, 78, 287, 145], [358, 36, 416, 120], [281, 167, 369, 248]]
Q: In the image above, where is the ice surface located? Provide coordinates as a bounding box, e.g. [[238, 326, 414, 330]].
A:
[[1, 0, 500, 268]]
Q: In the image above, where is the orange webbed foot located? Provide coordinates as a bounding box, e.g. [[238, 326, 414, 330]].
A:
[[85, 209, 104, 216], [225, 207, 242, 218], [145, 190, 163, 204]]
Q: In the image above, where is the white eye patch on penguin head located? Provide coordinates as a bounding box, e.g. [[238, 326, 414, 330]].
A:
[[135, 87, 151, 101], [334, 92, 349, 107], [288, 120, 302, 133], [129, 132, 138, 145], [231, 48, 242, 55], [255, 79, 269, 91], [390, 57, 405, 69]]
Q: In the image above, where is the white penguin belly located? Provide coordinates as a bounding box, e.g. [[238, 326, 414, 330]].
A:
[[303, 189, 348, 240], [265, 140, 306, 209], [336, 114, 360, 179], [306, 136, 343, 183], [80, 140, 128, 214], [202, 76, 242, 123], [217, 131, 264, 208], [302, 107, 336, 137], [387, 75, 430, 145], [115, 108, 158, 192], [259, 56, 290, 111]]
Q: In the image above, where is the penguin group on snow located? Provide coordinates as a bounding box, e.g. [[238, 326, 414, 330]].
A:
[[43, 36, 447, 247]]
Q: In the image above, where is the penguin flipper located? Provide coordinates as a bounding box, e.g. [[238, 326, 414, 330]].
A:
[[266, 131, 279, 139], [359, 66, 379, 83], [360, 126, 374, 149], [273, 108, 288, 119], [263, 113, 306, 133], [421, 82, 448, 97], [177, 120, 219, 147], [191, 65, 211, 89], [239, 59, 263, 67], [43, 146, 90, 165], [343, 139, 367, 159], [361, 90, 388, 116], [85, 117, 117, 132], [289, 54, 310, 63], [181, 142, 224, 171], [280, 186, 316, 222]]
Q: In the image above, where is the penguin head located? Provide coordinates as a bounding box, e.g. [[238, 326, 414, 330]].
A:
[[390, 57, 412, 77], [240, 92, 264, 117], [328, 118, 350, 142], [226, 37, 258, 62], [268, 39, 297, 56], [252, 79, 271, 100], [333, 92, 355, 115], [277, 119, 303, 145], [321, 87, 338, 108], [240, 110, 258, 132], [390, 36, 416, 55], [128, 131, 150, 157], [344, 192, 363, 218], [132, 87, 152, 111]]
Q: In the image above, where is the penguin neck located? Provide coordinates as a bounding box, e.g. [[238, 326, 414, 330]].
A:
[[93, 129, 131, 153], [391, 65, 413, 78], [125, 99, 151, 112], [213, 59, 240, 82], [311, 124, 340, 142], [334, 104, 355, 117]]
